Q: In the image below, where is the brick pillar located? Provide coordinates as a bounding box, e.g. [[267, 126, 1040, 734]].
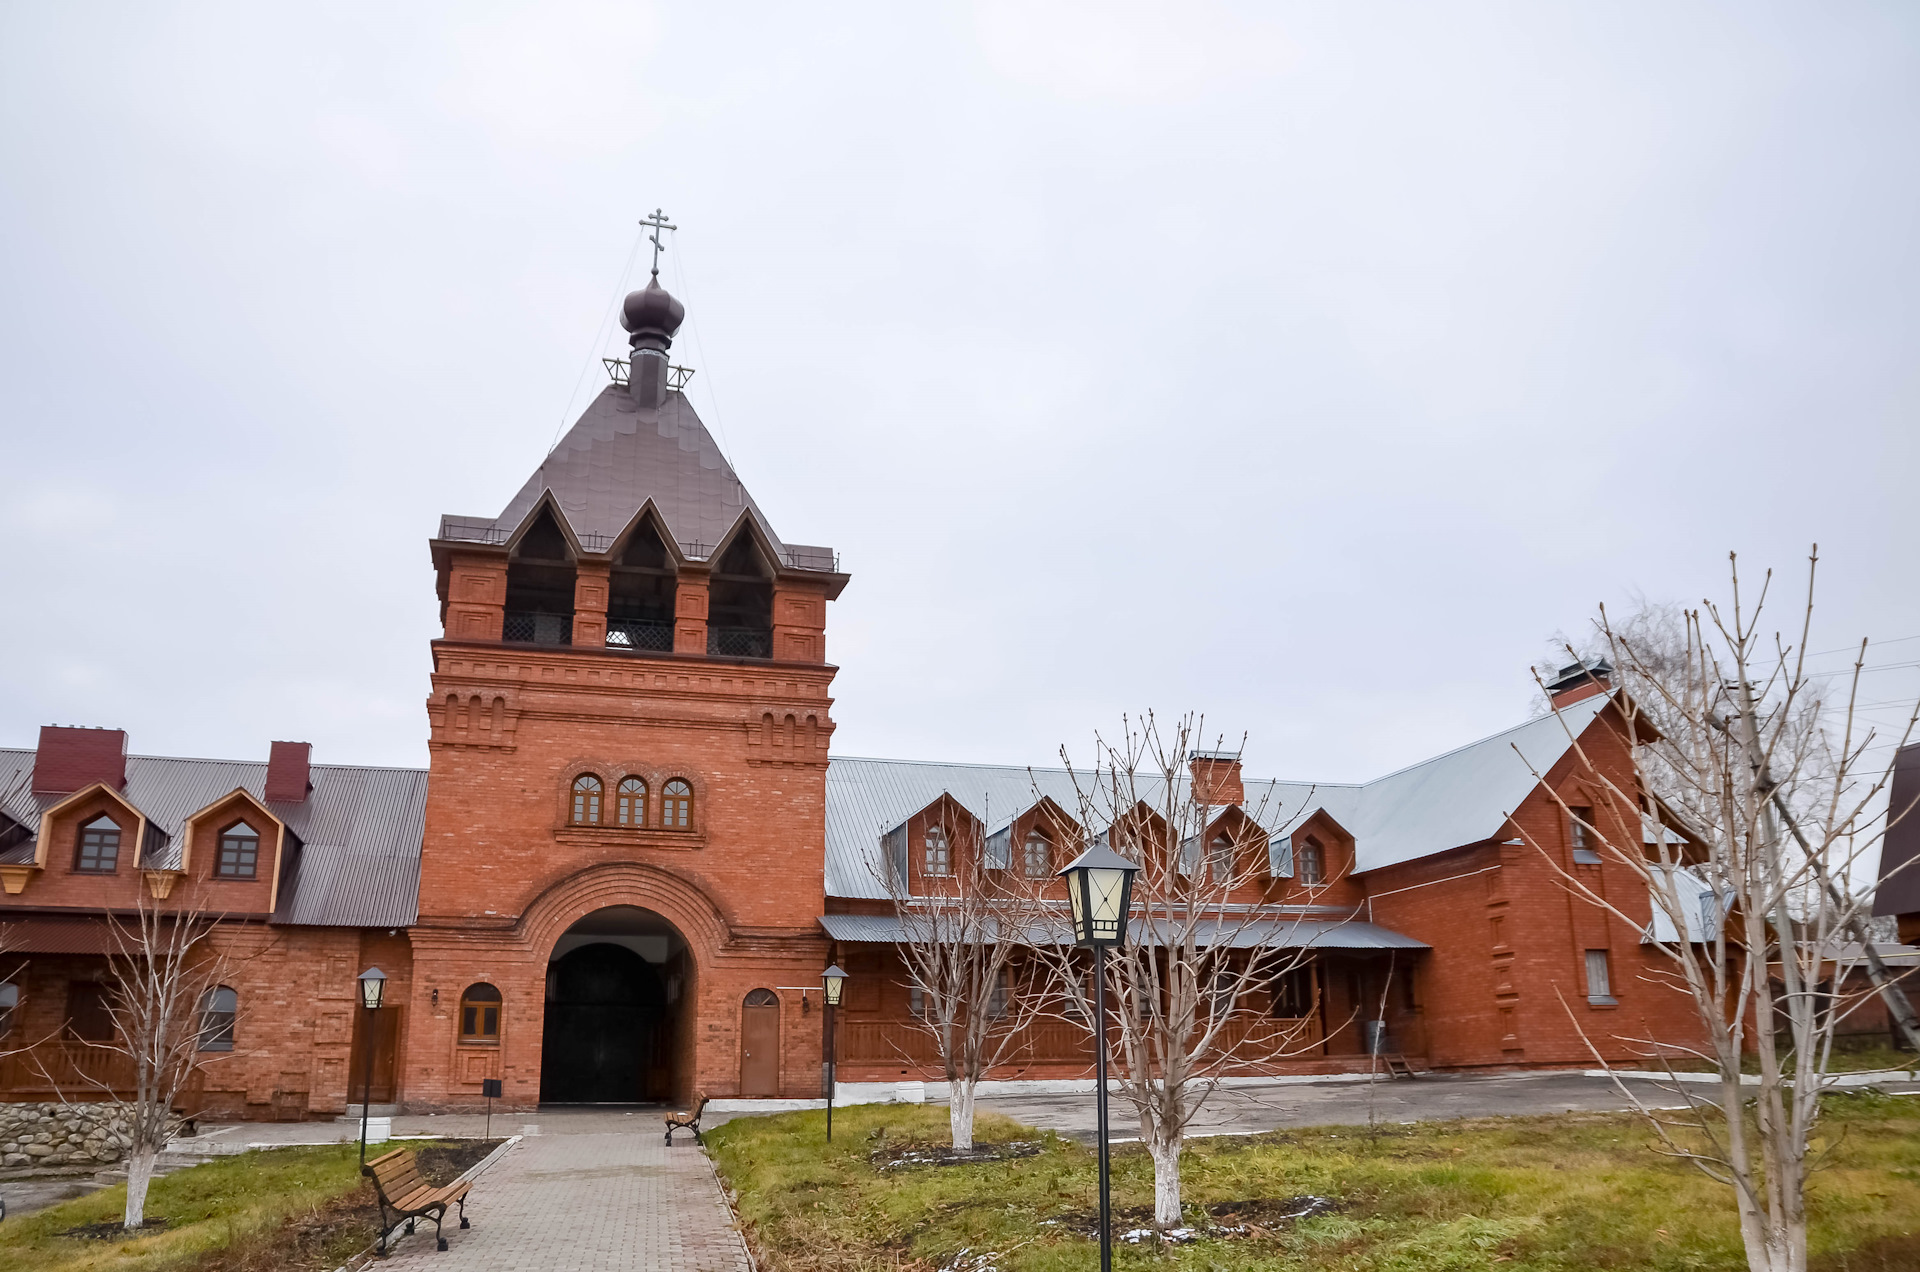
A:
[[573, 562, 610, 649], [771, 583, 826, 663], [444, 554, 507, 642], [674, 574, 710, 655]]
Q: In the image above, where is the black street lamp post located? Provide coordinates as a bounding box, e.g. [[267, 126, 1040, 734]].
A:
[[356, 967, 386, 1167], [822, 964, 847, 1142], [1057, 845, 1139, 1272]]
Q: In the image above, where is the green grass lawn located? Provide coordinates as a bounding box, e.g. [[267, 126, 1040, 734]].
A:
[[2, 1142, 400, 1272], [707, 1094, 1920, 1271]]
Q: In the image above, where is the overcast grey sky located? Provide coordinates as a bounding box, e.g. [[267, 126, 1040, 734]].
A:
[[2, 2, 1916, 784]]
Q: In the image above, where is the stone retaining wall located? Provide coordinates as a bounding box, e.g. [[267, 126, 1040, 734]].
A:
[[0, 1103, 133, 1168]]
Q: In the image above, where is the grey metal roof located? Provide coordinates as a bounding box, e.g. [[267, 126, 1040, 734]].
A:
[[819, 913, 1426, 950], [822, 697, 1610, 899], [0, 748, 425, 927], [436, 385, 837, 571]]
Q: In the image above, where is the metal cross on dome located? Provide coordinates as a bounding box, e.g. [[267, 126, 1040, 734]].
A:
[[641, 208, 677, 277]]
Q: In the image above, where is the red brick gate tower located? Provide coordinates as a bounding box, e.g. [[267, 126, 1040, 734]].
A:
[[406, 274, 849, 1110]]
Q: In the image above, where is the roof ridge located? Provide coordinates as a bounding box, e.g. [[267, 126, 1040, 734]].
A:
[[1357, 697, 1607, 786]]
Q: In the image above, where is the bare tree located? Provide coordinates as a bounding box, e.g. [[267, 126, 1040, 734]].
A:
[[63, 891, 238, 1230], [1034, 713, 1331, 1229], [877, 809, 1054, 1150], [1522, 549, 1919, 1272]]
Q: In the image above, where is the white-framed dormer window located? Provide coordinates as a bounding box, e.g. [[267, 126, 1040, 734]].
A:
[[1585, 949, 1616, 1005], [1209, 835, 1235, 884], [923, 825, 951, 877], [1022, 830, 1051, 879]]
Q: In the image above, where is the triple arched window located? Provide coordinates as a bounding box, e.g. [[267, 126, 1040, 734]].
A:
[[570, 774, 694, 830], [460, 983, 502, 1044]]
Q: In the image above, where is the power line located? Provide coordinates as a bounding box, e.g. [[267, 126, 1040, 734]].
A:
[[668, 233, 740, 480], [548, 225, 647, 457]]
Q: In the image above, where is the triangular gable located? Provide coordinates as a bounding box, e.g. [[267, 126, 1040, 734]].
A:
[[178, 788, 290, 912]]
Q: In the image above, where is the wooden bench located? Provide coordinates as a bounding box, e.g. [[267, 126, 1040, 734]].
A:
[[363, 1147, 472, 1253], [664, 1092, 710, 1146]]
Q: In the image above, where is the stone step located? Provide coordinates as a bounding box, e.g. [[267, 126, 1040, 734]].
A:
[[340, 1104, 402, 1120]]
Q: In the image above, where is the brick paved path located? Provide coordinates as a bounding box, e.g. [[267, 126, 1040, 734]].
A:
[[378, 1123, 750, 1271]]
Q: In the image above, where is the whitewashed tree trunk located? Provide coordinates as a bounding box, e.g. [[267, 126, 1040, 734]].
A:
[[1146, 1123, 1183, 1227], [123, 1145, 157, 1228], [949, 1079, 976, 1151]]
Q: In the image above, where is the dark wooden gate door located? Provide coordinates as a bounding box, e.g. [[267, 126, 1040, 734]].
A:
[[348, 1006, 401, 1104], [739, 989, 780, 1096]]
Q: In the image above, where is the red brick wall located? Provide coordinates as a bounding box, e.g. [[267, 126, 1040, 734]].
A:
[[1366, 711, 1709, 1069], [406, 639, 839, 1109]]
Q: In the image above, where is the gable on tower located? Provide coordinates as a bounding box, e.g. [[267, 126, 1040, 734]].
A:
[[429, 272, 845, 662]]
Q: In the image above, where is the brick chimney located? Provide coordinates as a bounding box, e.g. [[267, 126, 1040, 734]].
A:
[[264, 741, 313, 803], [1190, 750, 1244, 807], [32, 726, 128, 795], [1545, 659, 1613, 707]]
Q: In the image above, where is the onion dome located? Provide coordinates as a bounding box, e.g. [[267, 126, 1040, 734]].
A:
[[621, 277, 686, 351]]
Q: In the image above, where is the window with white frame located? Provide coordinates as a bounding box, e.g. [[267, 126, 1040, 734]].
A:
[[923, 825, 951, 876], [1022, 830, 1050, 879], [1209, 835, 1235, 883], [1569, 806, 1601, 864], [1585, 949, 1615, 1004]]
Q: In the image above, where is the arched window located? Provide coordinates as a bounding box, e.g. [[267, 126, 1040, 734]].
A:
[[1298, 837, 1325, 886], [924, 825, 951, 876], [1022, 830, 1051, 879], [0, 982, 17, 1038], [76, 814, 121, 873], [216, 821, 260, 879], [460, 983, 502, 1044], [743, 988, 778, 1007], [617, 777, 648, 827], [571, 775, 603, 825], [198, 986, 238, 1052], [662, 779, 692, 829]]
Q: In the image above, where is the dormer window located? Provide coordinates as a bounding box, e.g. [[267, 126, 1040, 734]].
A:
[[216, 822, 260, 879], [571, 775, 603, 825], [76, 815, 121, 873], [1209, 835, 1235, 883], [924, 825, 951, 877], [1022, 830, 1051, 879], [1298, 836, 1325, 886]]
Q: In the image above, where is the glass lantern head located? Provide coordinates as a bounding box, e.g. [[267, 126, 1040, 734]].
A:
[[1057, 843, 1139, 948], [357, 966, 387, 1011], [821, 964, 848, 1007]]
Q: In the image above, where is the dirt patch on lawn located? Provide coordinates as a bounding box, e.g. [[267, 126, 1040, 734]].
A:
[[56, 1217, 171, 1240], [1046, 1195, 1344, 1243], [872, 1140, 1045, 1170]]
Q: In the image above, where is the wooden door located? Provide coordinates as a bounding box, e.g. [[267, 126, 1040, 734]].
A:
[[348, 1006, 402, 1104], [739, 990, 780, 1096]]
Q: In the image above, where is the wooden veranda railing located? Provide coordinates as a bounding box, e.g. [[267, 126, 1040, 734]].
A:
[[0, 1042, 208, 1107]]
